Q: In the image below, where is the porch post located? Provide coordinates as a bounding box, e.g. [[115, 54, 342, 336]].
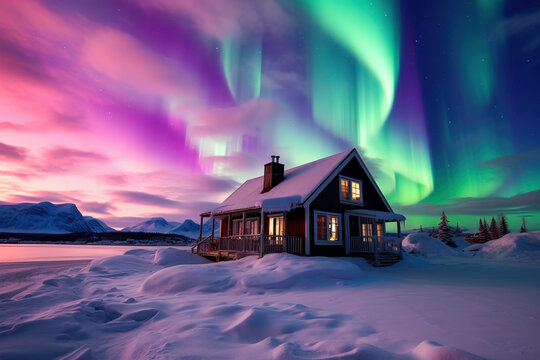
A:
[[397, 220, 402, 254], [228, 215, 231, 236], [259, 210, 265, 257], [198, 215, 204, 240], [241, 212, 246, 235], [283, 212, 288, 253], [373, 219, 379, 266], [211, 216, 215, 238]]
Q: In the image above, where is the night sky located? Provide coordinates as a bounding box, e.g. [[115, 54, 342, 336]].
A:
[[0, 0, 539, 231]]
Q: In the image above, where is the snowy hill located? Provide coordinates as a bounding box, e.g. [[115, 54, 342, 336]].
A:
[[0, 202, 114, 234], [121, 217, 180, 233], [464, 231, 540, 261], [124, 218, 218, 239], [402, 233, 460, 257]]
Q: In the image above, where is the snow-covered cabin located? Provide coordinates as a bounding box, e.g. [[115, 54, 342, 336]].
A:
[[195, 148, 405, 265]]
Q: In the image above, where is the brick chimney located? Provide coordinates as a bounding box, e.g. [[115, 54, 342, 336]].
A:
[[262, 155, 284, 193]]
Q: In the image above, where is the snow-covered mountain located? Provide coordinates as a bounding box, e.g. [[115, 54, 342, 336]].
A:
[[0, 202, 114, 234], [169, 219, 218, 239], [123, 218, 218, 239], [83, 216, 115, 233], [169, 219, 200, 238], [121, 217, 180, 233]]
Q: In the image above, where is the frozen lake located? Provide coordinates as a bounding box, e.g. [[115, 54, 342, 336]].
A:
[[0, 243, 190, 262]]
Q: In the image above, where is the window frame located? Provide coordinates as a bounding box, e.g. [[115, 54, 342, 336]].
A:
[[268, 214, 285, 236], [338, 175, 364, 205], [314, 211, 343, 245], [243, 217, 260, 235]]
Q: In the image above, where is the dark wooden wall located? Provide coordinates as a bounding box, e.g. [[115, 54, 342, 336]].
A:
[[308, 155, 390, 256], [286, 208, 305, 237]]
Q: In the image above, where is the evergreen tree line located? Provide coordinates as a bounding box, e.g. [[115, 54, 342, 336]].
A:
[[420, 211, 527, 247], [419, 213, 530, 247], [477, 215, 528, 243]]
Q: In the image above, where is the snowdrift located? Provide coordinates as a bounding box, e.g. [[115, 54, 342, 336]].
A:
[[402, 233, 460, 257], [464, 231, 540, 261], [2, 246, 536, 359], [141, 253, 362, 294]]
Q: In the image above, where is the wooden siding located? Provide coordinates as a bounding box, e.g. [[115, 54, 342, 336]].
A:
[[286, 208, 305, 237], [220, 218, 229, 237], [308, 156, 391, 256]]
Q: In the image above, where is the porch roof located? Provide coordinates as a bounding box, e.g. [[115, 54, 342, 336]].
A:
[[346, 209, 406, 222]]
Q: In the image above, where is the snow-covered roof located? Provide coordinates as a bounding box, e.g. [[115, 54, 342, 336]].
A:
[[346, 209, 406, 222], [211, 149, 353, 215]]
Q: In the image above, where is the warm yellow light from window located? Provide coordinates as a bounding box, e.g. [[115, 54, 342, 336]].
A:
[[341, 178, 350, 199], [352, 181, 361, 201]]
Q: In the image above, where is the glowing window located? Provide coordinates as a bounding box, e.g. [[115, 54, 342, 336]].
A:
[[377, 223, 385, 239], [339, 176, 363, 204], [351, 181, 361, 201], [340, 178, 350, 199], [269, 216, 284, 236], [329, 215, 340, 241], [315, 212, 342, 244]]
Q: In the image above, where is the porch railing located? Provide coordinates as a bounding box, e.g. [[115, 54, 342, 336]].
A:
[[219, 235, 260, 254], [350, 235, 402, 254], [192, 234, 214, 254], [264, 235, 304, 255], [195, 235, 304, 256]]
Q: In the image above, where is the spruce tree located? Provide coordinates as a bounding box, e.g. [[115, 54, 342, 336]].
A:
[[438, 211, 456, 247], [499, 214, 510, 237], [419, 225, 424, 232], [520, 217, 527, 233], [489, 217, 500, 240], [483, 218, 491, 241], [455, 222, 462, 236], [478, 218, 483, 234]]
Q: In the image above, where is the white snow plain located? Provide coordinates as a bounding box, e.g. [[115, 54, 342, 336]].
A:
[[1, 233, 539, 359]]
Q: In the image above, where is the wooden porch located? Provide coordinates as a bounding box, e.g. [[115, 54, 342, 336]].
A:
[[193, 208, 305, 261], [348, 235, 403, 267], [192, 234, 305, 261]]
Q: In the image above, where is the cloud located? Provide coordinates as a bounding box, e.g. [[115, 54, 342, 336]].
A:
[[397, 189, 540, 217], [100, 174, 128, 186], [478, 149, 540, 170], [0, 170, 32, 180], [7, 191, 79, 204], [79, 201, 116, 215], [0, 142, 28, 161], [137, 0, 291, 39], [31, 146, 109, 174], [111, 190, 182, 208], [44, 147, 107, 162], [0, 122, 30, 132], [184, 98, 276, 140], [496, 9, 540, 52], [82, 28, 199, 101]]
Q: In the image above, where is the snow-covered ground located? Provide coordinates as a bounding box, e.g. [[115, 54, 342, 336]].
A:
[[1, 235, 539, 359]]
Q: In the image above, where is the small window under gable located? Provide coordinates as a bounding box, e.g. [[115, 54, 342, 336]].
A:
[[339, 175, 363, 205]]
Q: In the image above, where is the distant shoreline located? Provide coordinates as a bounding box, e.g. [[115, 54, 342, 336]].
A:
[[0, 231, 196, 246]]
